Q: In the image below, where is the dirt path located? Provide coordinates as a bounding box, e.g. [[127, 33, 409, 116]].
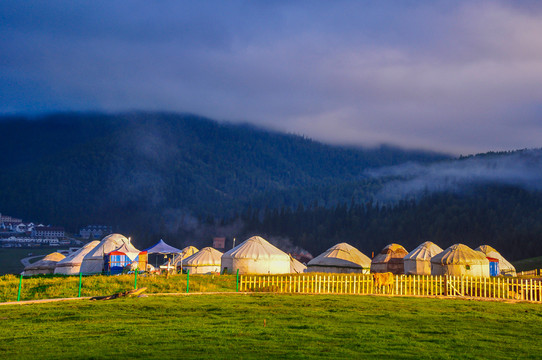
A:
[[20, 255, 45, 267], [0, 292, 251, 306]]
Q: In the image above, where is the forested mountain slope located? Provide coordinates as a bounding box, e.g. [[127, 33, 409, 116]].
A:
[[0, 112, 447, 236]]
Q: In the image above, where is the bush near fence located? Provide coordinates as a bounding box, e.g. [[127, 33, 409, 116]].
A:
[[0, 273, 237, 303]]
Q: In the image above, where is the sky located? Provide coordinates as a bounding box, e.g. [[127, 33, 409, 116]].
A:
[[1, 1, 542, 154]]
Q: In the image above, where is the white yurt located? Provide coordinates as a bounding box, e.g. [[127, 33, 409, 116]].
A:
[[290, 255, 307, 274], [475, 245, 517, 277], [403, 241, 443, 275], [306, 243, 371, 274], [80, 233, 131, 274], [171, 246, 199, 268], [431, 243, 490, 277], [182, 247, 223, 274], [22, 252, 65, 275], [220, 236, 290, 274], [371, 244, 409, 274], [54, 241, 100, 275]]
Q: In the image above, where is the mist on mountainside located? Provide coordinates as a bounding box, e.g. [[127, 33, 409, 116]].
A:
[[364, 149, 542, 202]]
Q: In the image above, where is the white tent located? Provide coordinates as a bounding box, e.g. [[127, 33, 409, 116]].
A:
[[54, 241, 100, 275], [221, 236, 290, 274], [290, 255, 307, 274], [182, 247, 223, 274], [23, 252, 65, 275], [108, 242, 141, 261], [306, 243, 371, 274], [475, 245, 517, 276], [431, 243, 490, 277], [403, 241, 443, 275], [80, 233, 131, 274]]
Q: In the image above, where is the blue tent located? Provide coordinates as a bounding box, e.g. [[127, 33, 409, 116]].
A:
[[143, 239, 182, 254]]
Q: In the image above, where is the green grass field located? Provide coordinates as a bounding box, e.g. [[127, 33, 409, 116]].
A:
[[0, 294, 541, 359]]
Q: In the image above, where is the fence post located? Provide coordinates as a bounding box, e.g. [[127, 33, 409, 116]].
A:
[[134, 270, 138, 290], [78, 272, 83, 297], [236, 269, 239, 292], [186, 269, 190, 293], [17, 274, 23, 302]]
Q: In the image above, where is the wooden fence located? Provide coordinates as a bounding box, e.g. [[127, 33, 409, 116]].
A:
[[518, 269, 541, 276], [239, 274, 542, 302]]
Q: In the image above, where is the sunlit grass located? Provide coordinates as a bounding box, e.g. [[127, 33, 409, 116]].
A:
[[0, 273, 237, 302], [0, 294, 541, 359]]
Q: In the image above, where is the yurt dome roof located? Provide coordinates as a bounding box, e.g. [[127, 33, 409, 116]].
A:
[[308, 242, 371, 269], [223, 236, 288, 260], [24, 252, 65, 271], [431, 244, 489, 265], [372, 243, 408, 263], [475, 244, 516, 274], [181, 246, 199, 259], [86, 233, 130, 257], [404, 241, 443, 261], [42, 252, 66, 262], [56, 241, 100, 266], [184, 247, 223, 266]]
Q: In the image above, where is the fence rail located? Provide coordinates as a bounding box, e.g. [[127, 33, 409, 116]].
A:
[[518, 269, 541, 276], [239, 274, 542, 302]]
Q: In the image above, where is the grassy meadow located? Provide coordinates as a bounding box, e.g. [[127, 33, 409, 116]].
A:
[[0, 273, 237, 303], [1, 294, 541, 359]]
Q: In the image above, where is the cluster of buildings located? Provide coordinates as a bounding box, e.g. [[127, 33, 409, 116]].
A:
[[0, 212, 69, 248], [1, 211, 116, 249]]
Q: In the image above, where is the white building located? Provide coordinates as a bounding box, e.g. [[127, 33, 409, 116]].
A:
[[32, 226, 65, 239]]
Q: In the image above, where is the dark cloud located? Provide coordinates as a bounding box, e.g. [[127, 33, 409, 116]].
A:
[[1, 1, 542, 153]]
